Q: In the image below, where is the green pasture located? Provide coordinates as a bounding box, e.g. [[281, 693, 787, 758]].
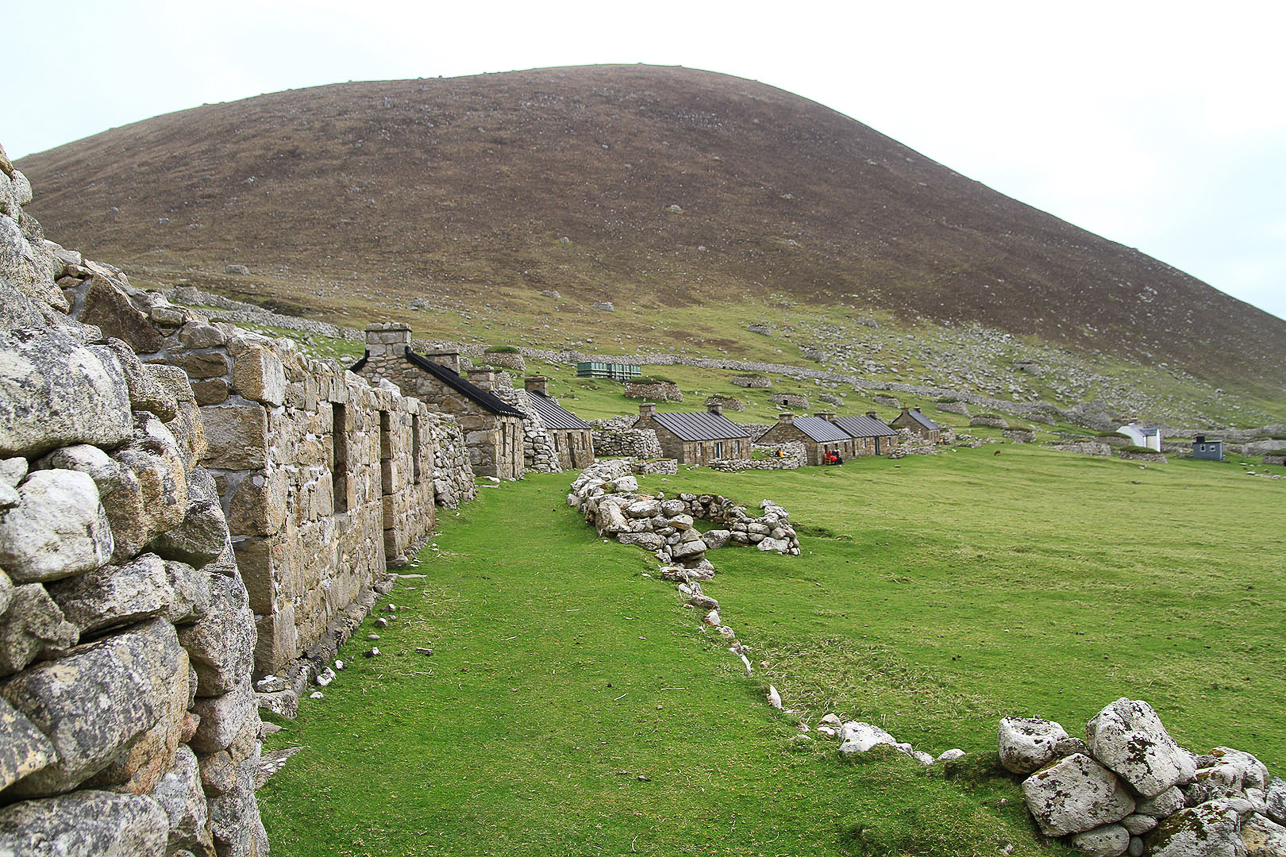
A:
[[258, 443, 1284, 856]]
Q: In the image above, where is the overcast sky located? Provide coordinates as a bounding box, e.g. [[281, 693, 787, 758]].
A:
[[7, 0, 1284, 320]]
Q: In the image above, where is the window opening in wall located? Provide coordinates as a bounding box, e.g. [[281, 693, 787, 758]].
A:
[[379, 411, 393, 497], [411, 413, 422, 485], [332, 403, 349, 513], [715, 441, 724, 459]]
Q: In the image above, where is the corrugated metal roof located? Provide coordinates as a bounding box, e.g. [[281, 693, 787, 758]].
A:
[[404, 351, 526, 418], [790, 416, 853, 443], [650, 412, 751, 442], [527, 391, 591, 430], [834, 415, 899, 438]]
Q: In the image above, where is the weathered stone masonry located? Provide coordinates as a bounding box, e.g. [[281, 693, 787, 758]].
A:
[[0, 147, 449, 856]]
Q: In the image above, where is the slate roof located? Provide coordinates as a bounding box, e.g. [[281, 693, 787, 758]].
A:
[[833, 415, 899, 438], [790, 416, 853, 443], [403, 351, 526, 418], [902, 408, 939, 431], [649, 412, 751, 442], [527, 390, 591, 430]]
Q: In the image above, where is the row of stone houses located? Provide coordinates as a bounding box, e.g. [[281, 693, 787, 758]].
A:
[[759, 411, 903, 464], [631, 402, 935, 466], [354, 324, 594, 478]]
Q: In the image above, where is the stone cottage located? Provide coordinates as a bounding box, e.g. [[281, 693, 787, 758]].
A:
[[833, 411, 901, 456], [757, 413, 857, 465], [354, 324, 526, 480], [633, 403, 751, 465], [891, 406, 942, 444], [522, 377, 595, 470]]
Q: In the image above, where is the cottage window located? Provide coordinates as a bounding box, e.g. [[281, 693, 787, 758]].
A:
[[411, 413, 422, 485], [715, 441, 724, 459], [332, 403, 349, 513]]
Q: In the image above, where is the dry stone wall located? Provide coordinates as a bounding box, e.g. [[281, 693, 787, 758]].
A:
[[0, 149, 447, 855], [0, 146, 269, 855], [999, 699, 1286, 857]]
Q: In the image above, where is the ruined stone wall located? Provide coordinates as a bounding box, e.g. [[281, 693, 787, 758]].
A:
[[0, 145, 267, 854], [67, 282, 439, 679], [591, 427, 663, 460], [358, 350, 523, 480], [0, 148, 445, 855], [427, 412, 476, 509]]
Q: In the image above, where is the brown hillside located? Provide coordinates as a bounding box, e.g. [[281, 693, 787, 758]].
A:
[[17, 64, 1286, 390]]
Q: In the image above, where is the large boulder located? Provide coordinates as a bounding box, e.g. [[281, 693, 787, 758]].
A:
[[1085, 698, 1197, 798], [48, 553, 170, 636], [999, 716, 1071, 774], [838, 722, 896, 755], [1022, 753, 1136, 837], [1146, 799, 1247, 857], [0, 469, 113, 583], [0, 789, 168, 857], [0, 327, 132, 458], [1137, 787, 1189, 819]]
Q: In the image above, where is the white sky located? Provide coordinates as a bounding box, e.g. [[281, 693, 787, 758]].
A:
[[7, 0, 1285, 321]]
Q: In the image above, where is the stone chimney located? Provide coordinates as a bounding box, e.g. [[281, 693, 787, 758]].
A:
[[777, 412, 794, 426], [422, 351, 462, 374], [466, 368, 496, 392], [867, 411, 878, 420], [900, 406, 911, 418], [707, 402, 724, 416], [815, 411, 837, 422], [364, 323, 411, 358], [639, 402, 657, 418], [524, 376, 549, 396]]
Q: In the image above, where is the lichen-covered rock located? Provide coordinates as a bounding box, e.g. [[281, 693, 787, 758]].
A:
[[1086, 698, 1197, 798], [1242, 813, 1286, 857], [97, 338, 178, 421], [149, 744, 214, 856], [0, 327, 131, 458], [48, 553, 169, 636], [178, 573, 255, 697], [1022, 753, 1136, 837], [189, 679, 257, 755], [34, 444, 119, 496], [1212, 748, 1271, 792], [0, 789, 168, 856], [152, 469, 232, 569], [617, 532, 666, 551], [208, 751, 268, 857], [1069, 823, 1130, 857], [0, 582, 79, 676], [999, 717, 1071, 774], [1, 625, 168, 797], [102, 414, 190, 562], [0, 696, 56, 792], [1267, 778, 1286, 825], [1146, 798, 1247, 857], [702, 529, 732, 549], [0, 469, 113, 583], [1137, 786, 1189, 819]]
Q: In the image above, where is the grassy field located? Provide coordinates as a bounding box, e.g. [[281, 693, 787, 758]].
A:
[[258, 443, 1285, 856]]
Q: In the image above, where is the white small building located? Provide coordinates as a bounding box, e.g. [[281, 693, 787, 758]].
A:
[[1117, 424, 1161, 451]]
